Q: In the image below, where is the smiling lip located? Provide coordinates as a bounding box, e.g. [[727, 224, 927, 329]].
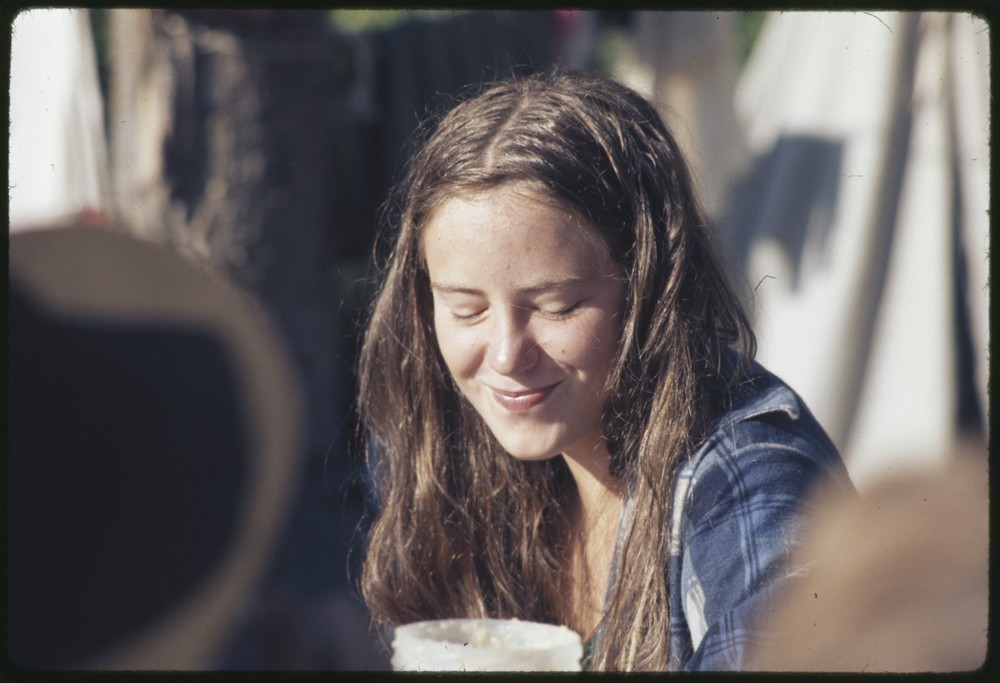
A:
[[489, 384, 558, 412]]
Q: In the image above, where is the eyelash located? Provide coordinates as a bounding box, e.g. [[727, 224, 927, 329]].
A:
[[450, 301, 582, 323], [450, 309, 485, 322], [540, 301, 583, 320]]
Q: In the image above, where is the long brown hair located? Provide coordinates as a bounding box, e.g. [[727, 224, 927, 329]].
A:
[[357, 69, 755, 671]]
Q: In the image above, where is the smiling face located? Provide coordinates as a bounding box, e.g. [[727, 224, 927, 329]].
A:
[[422, 186, 626, 467]]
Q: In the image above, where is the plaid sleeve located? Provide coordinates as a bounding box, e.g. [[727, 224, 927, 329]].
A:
[[668, 413, 846, 671]]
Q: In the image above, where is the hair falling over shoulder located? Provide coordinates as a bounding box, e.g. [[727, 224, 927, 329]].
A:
[[356, 68, 755, 671]]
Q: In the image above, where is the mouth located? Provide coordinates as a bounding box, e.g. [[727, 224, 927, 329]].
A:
[[488, 383, 559, 412]]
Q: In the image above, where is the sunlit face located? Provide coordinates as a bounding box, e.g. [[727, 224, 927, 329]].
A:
[[422, 186, 626, 466]]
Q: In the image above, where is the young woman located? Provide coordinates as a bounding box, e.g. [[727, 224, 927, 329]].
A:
[[356, 69, 851, 671]]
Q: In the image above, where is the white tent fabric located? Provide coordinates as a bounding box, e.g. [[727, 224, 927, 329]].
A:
[[726, 12, 989, 490], [8, 8, 110, 231]]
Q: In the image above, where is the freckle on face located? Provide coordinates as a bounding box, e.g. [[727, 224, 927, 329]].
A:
[[422, 186, 625, 466]]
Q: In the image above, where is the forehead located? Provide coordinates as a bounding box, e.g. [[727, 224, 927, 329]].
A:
[[419, 184, 608, 256], [420, 186, 621, 292]]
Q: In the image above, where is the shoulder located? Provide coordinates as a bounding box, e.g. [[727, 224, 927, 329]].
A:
[[673, 358, 850, 538], [688, 359, 844, 482]]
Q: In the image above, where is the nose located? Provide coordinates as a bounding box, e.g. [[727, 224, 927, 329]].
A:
[[488, 312, 538, 376]]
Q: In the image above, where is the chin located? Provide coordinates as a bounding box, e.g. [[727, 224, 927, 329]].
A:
[[506, 450, 561, 463], [496, 440, 562, 462]]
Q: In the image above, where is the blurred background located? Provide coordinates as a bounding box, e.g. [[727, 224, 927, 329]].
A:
[[6, 8, 990, 671]]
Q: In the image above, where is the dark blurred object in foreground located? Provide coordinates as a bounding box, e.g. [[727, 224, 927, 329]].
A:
[[747, 446, 988, 672], [7, 225, 304, 670]]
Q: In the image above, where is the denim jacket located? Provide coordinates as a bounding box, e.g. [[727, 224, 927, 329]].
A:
[[604, 358, 852, 671]]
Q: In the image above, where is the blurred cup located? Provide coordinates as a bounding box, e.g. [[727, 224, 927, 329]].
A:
[[390, 618, 583, 672]]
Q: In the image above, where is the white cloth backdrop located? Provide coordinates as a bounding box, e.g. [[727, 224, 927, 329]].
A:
[[8, 8, 110, 230], [726, 12, 989, 490]]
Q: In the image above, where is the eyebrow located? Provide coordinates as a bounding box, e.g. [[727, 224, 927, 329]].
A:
[[429, 276, 599, 296]]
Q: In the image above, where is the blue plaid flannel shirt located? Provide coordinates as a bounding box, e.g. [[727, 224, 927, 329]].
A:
[[607, 359, 852, 671]]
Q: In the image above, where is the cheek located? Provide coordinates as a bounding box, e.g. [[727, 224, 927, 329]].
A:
[[433, 320, 479, 379], [541, 318, 619, 370]]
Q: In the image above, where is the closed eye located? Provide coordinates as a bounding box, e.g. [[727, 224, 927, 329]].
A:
[[449, 308, 487, 323], [538, 300, 585, 320]]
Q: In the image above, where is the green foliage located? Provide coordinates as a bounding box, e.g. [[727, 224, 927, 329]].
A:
[[736, 11, 767, 69], [328, 9, 465, 33]]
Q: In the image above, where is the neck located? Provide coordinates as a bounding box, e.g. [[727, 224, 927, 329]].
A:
[[561, 443, 624, 527], [560, 444, 624, 637]]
